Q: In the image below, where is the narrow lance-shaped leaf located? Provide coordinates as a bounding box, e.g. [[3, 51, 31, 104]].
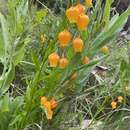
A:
[[89, 5, 130, 56], [0, 63, 15, 95], [0, 13, 11, 57], [103, 0, 112, 26]]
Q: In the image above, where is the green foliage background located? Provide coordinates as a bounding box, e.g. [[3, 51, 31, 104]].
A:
[[0, 0, 130, 130]]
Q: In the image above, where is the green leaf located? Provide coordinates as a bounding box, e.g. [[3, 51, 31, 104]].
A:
[[0, 12, 11, 57], [9, 115, 22, 126], [17, 0, 29, 17], [13, 44, 25, 66], [1, 93, 9, 112], [0, 31, 4, 61], [31, 49, 40, 70], [90, 5, 130, 56], [103, 0, 112, 26], [76, 56, 107, 87], [0, 63, 15, 94]]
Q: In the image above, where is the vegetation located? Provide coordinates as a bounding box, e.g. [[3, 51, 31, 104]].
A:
[[0, 0, 130, 130]]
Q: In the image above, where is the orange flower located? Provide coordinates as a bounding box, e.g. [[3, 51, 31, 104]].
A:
[[58, 30, 72, 47], [44, 101, 53, 120], [117, 96, 124, 103], [50, 98, 58, 109], [48, 53, 60, 67], [111, 101, 117, 110], [70, 72, 78, 80], [82, 56, 90, 64], [75, 4, 85, 14], [100, 46, 109, 54], [85, 0, 93, 7], [41, 96, 47, 105], [73, 37, 84, 52], [59, 57, 69, 69], [41, 97, 58, 120], [77, 14, 90, 31], [66, 6, 80, 23]]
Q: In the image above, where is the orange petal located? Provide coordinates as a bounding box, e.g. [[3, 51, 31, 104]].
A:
[[46, 109, 53, 120], [50, 98, 58, 109], [41, 96, 47, 106]]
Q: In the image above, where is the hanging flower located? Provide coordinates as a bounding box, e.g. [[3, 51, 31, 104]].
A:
[[117, 96, 124, 103], [100, 46, 109, 54], [58, 30, 72, 47], [66, 6, 80, 23], [41, 97, 58, 120], [59, 57, 69, 69], [77, 14, 90, 31], [41, 96, 47, 106], [50, 98, 58, 109], [73, 37, 84, 52], [111, 101, 117, 110], [48, 53, 60, 67], [44, 101, 53, 120], [75, 4, 85, 14]]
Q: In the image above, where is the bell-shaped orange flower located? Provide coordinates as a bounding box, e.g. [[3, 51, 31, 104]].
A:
[[111, 101, 117, 110], [100, 46, 109, 54], [48, 53, 60, 67], [66, 6, 80, 23], [50, 98, 58, 109], [75, 4, 85, 14], [59, 57, 69, 69], [77, 14, 90, 31], [58, 30, 72, 47], [82, 56, 90, 64], [73, 37, 84, 52], [85, 0, 93, 7]]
